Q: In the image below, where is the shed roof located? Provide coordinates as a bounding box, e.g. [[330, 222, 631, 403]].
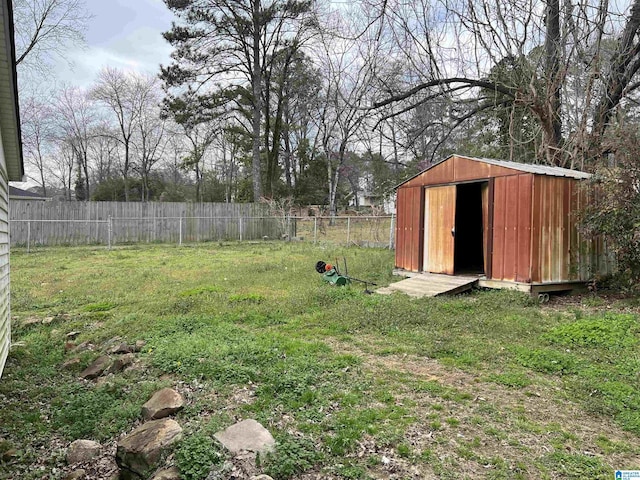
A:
[[0, 0, 23, 181], [396, 155, 591, 189]]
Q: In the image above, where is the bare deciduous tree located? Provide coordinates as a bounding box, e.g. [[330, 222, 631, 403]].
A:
[[13, 0, 91, 74]]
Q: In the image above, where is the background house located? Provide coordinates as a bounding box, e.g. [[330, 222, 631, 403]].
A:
[[9, 185, 48, 202], [0, 0, 25, 377]]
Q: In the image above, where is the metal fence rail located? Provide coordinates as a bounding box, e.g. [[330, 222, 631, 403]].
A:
[[10, 215, 396, 250]]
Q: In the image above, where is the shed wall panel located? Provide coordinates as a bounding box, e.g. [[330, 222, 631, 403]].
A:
[[395, 186, 422, 272], [491, 174, 533, 282], [531, 176, 574, 283]]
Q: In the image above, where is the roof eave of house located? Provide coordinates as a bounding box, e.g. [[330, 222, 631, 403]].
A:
[[1, 0, 24, 182]]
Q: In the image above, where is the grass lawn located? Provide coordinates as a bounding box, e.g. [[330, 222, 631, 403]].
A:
[[1, 242, 640, 479]]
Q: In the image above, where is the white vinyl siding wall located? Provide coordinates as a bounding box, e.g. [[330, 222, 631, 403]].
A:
[[0, 124, 9, 377]]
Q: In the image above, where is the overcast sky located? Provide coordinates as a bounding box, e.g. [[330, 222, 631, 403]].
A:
[[52, 0, 174, 87]]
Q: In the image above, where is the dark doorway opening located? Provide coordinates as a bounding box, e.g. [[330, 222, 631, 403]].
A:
[[454, 183, 485, 274]]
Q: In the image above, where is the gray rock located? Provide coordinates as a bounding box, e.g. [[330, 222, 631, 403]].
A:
[[250, 476, 274, 480], [108, 353, 135, 374], [42, 316, 56, 325], [116, 419, 182, 480], [133, 340, 146, 352], [79, 356, 111, 380], [142, 388, 184, 420], [66, 439, 101, 464], [214, 419, 275, 456], [108, 343, 133, 355], [150, 466, 181, 480], [66, 331, 81, 339], [64, 469, 87, 480], [62, 358, 81, 369], [72, 341, 95, 354]]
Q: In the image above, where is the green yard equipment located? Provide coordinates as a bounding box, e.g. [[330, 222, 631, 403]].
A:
[[315, 258, 377, 293]]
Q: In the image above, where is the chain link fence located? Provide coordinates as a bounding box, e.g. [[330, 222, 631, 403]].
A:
[[10, 215, 396, 251]]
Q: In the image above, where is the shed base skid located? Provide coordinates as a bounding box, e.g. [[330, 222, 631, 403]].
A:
[[391, 269, 587, 297]]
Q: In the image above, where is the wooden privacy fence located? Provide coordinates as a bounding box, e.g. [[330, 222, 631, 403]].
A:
[[9, 201, 285, 247]]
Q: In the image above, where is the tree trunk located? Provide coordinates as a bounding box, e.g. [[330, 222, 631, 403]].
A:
[[251, 0, 263, 202], [544, 0, 563, 165]]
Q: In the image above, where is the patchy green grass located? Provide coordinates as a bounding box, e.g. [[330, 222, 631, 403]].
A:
[[2, 242, 640, 479]]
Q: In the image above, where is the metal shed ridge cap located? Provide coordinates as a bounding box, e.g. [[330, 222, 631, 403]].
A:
[[395, 154, 592, 189]]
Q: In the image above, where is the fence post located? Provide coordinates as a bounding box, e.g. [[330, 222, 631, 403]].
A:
[[286, 215, 291, 241], [389, 213, 395, 250], [179, 215, 183, 246], [27, 220, 31, 253], [347, 217, 351, 245], [107, 215, 112, 250], [239, 217, 243, 242], [313, 217, 317, 244]]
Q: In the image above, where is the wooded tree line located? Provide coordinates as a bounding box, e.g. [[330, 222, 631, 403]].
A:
[[17, 0, 640, 215]]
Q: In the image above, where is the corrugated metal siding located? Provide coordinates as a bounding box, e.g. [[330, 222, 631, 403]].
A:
[[0, 125, 9, 377], [423, 186, 456, 274], [529, 176, 612, 283], [401, 155, 522, 188], [395, 186, 423, 272], [531, 176, 573, 282], [491, 174, 533, 282]]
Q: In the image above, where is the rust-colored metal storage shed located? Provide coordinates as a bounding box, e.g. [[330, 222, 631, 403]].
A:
[[395, 155, 611, 293]]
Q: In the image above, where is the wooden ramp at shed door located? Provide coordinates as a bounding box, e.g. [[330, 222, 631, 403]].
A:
[[377, 273, 478, 298]]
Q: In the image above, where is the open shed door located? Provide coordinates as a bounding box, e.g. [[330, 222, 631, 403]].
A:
[[423, 185, 456, 274]]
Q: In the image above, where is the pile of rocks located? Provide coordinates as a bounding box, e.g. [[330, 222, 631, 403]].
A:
[[60, 336, 277, 480]]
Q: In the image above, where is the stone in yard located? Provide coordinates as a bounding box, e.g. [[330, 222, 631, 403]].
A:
[[214, 419, 275, 456], [79, 356, 111, 380], [133, 340, 146, 352], [108, 353, 135, 374], [64, 469, 87, 480], [42, 316, 56, 325], [116, 419, 182, 480], [66, 331, 80, 340], [22, 316, 41, 326], [108, 343, 133, 355], [63, 358, 81, 369], [72, 341, 95, 354], [250, 476, 274, 480], [142, 388, 184, 420], [66, 439, 101, 464], [1, 448, 17, 462], [150, 466, 181, 480]]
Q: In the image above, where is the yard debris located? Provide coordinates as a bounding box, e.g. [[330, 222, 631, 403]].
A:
[[214, 419, 275, 457], [116, 419, 183, 480], [249, 476, 274, 480], [141, 388, 185, 420], [66, 331, 80, 340], [42, 316, 56, 325], [66, 439, 101, 465], [133, 340, 146, 352], [79, 355, 111, 380]]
